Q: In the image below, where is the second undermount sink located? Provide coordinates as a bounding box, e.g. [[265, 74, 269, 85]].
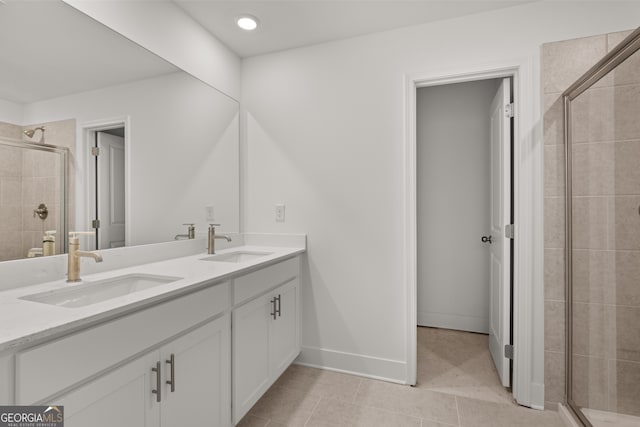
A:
[[200, 251, 273, 263], [20, 274, 183, 308]]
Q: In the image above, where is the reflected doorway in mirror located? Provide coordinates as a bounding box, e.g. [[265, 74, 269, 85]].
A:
[[81, 118, 130, 251]]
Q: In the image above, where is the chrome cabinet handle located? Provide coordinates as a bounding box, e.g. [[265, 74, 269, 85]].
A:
[[481, 235, 492, 244], [166, 353, 175, 392], [276, 294, 282, 317], [152, 361, 161, 402], [270, 297, 277, 320]]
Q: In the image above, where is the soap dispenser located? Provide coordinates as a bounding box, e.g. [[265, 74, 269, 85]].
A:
[[43, 230, 56, 256]]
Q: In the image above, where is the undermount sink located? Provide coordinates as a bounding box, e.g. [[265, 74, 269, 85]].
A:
[[20, 274, 183, 308], [200, 251, 273, 263]]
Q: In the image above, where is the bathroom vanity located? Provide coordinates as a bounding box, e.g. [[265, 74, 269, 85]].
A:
[[0, 236, 304, 426]]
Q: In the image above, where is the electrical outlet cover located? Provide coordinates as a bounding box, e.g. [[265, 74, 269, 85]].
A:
[[275, 204, 285, 222]]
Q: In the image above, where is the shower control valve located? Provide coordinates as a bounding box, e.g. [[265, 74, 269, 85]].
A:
[[33, 203, 48, 220]]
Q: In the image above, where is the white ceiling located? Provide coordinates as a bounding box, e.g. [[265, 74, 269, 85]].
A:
[[174, 0, 537, 58], [0, 1, 538, 105], [0, 1, 178, 104]]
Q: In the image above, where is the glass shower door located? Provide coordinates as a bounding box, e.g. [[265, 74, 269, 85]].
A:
[[565, 28, 640, 427]]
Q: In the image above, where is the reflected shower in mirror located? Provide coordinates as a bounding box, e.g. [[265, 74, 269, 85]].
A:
[[0, 136, 68, 261], [0, 0, 240, 260]]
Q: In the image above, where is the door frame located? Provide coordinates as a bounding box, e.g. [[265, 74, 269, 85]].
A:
[[78, 117, 131, 248], [403, 60, 544, 409]]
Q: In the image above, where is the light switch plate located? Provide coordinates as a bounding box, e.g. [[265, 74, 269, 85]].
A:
[[275, 204, 285, 222], [205, 205, 215, 222]]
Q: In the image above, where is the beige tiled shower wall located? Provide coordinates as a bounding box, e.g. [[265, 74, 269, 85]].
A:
[[0, 119, 75, 261], [21, 119, 76, 257], [0, 122, 25, 261], [542, 29, 640, 414]]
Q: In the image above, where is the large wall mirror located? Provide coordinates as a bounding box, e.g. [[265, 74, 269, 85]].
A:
[[0, 0, 240, 261]]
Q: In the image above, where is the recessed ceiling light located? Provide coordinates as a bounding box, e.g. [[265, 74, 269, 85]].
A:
[[237, 15, 258, 31]]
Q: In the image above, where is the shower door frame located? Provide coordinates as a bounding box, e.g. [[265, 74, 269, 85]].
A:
[[563, 26, 640, 427], [0, 137, 70, 256]]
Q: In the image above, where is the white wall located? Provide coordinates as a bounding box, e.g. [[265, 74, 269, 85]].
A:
[[417, 79, 499, 334], [63, 0, 241, 101], [242, 0, 640, 404], [22, 72, 239, 245], [0, 100, 23, 125]]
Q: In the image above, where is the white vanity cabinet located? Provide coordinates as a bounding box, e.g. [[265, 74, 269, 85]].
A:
[[0, 353, 13, 405], [2, 248, 305, 427], [232, 257, 300, 424], [159, 315, 230, 427], [56, 349, 159, 427], [58, 315, 230, 427], [14, 282, 231, 427]]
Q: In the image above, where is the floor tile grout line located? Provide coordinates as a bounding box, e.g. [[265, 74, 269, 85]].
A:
[[348, 395, 427, 423], [352, 378, 363, 404], [454, 395, 462, 427], [302, 395, 323, 427]]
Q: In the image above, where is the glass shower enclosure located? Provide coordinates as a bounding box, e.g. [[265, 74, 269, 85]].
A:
[[564, 28, 640, 426], [0, 137, 68, 261]]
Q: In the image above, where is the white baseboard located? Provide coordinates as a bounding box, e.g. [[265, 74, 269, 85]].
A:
[[295, 346, 407, 384], [530, 381, 545, 410], [417, 311, 489, 334]]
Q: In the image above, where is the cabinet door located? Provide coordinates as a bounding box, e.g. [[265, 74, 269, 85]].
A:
[[232, 294, 271, 423], [57, 352, 159, 427], [269, 279, 300, 379], [161, 315, 230, 427]]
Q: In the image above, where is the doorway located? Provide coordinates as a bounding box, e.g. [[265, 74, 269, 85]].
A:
[[93, 128, 125, 249], [81, 119, 129, 251], [416, 77, 514, 390]]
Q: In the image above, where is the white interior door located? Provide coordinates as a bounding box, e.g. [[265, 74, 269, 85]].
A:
[[97, 132, 125, 249], [416, 80, 498, 334], [488, 78, 512, 388]]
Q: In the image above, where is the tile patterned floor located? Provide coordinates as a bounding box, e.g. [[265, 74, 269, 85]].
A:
[[238, 327, 565, 427]]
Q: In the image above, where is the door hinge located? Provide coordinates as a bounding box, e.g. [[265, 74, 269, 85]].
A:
[[91, 146, 100, 156], [505, 224, 515, 239], [92, 219, 101, 229], [505, 102, 515, 118], [504, 344, 514, 360]]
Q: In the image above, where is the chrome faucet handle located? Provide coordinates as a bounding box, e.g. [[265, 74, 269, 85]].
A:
[[182, 223, 195, 239], [209, 223, 220, 228]]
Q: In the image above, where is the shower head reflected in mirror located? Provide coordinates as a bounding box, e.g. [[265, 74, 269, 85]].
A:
[[23, 126, 45, 142]]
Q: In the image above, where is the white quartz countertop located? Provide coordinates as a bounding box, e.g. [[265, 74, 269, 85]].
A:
[[0, 245, 304, 352]]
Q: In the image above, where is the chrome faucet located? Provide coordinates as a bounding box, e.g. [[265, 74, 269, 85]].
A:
[[67, 231, 103, 282], [208, 224, 232, 254], [175, 223, 195, 240]]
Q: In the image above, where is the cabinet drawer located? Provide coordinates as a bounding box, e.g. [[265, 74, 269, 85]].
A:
[[233, 257, 299, 305], [16, 281, 229, 404]]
